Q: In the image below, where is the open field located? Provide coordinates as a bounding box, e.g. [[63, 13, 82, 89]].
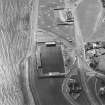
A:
[[75, 0, 105, 42], [38, 0, 105, 42], [0, 0, 36, 105], [38, 0, 76, 42]]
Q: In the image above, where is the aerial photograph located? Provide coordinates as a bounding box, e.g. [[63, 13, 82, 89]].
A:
[[0, 0, 105, 105]]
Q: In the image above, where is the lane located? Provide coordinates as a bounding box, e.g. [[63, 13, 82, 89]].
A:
[[28, 29, 75, 105], [95, 77, 105, 105], [28, 47, 103, 105], [64, 1, 105, 104], [28, 1, 105, 105], [76, 56, 100, 105], [87, 76, 102, 105], [28, 56, 41, 105], [61, 3, 96, 105], [62, 69, 91, 105], [28, 30, 77, 105], [30, 0, 39, 40], [28, 55, 72, 105], [70, 74, 90, 105]]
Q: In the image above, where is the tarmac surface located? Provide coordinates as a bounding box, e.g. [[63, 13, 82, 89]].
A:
[[28, 55, 72, 105], [62, 65, 92, 105]]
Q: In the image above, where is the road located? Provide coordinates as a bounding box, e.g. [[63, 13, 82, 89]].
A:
[[87, 76, 102, 105], [28, 56, 41, 105], [28, 55, 73, 105], [28, 49, 102, 105], [95, 77, 105, 105], [62, 62, 92, 105], [28, 0, 105, 105], [77, 57, 102, 105], [28, 31, 79, 105]]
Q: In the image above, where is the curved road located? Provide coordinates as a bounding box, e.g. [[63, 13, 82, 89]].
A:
[[28, 55, 73, 105], [28, 0, 105, 105]]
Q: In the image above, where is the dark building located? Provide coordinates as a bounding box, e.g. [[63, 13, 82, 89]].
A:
[[68, 78, 82, 94]]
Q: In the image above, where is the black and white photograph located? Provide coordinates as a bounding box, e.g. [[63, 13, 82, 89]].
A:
[[0, 0, 105, 105]]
